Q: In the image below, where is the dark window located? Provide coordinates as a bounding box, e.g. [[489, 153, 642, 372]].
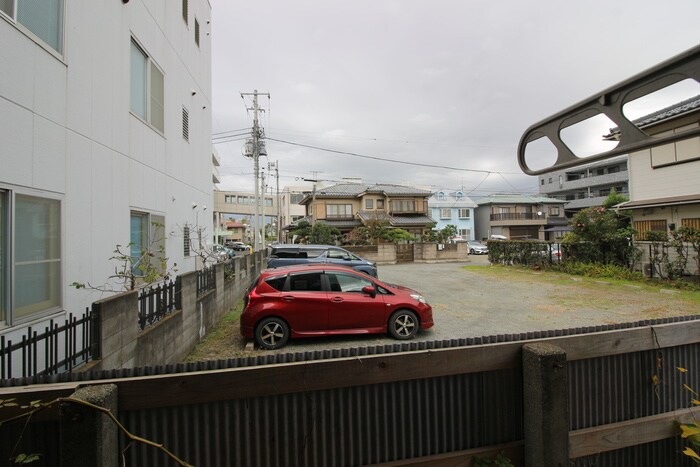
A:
[[289, 272, 323, 292], [183, 225, 191, 256], [265, 275, 287, 291]]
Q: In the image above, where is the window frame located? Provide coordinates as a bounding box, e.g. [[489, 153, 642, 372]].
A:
[[458, 208, 470, 219], [0, 186, 63, 326], [130, 210, 166, 277], [326, 204, 353, 219], [0, 0, 65, 55], [439, 208, 451, 219], [130, 37, 165, 134]]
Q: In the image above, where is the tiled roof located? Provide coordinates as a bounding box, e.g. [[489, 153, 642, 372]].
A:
[[606, 94, 700, 136], [390, 215, 435, 226], [301, 183, 433, 202]]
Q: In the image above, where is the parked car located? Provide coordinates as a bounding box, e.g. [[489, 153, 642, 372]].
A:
[[226, 240, 251, 252], [241, 264, 434, 349], [449, 235, 467, 243], [467, 242, 488, 255], [212, 244, 235, 260], [267, 244, 378, 277]]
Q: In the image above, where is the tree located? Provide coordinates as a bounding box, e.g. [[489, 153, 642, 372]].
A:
[[309, 222, 341, 244], [289, 220, 312, 243], [563, 191, 635, 265], [382, 228, 415, 244]]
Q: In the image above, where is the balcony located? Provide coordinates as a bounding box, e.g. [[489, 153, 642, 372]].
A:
[[490, 212, 546, 222]]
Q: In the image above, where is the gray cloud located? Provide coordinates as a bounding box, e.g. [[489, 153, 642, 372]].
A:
[[211, 0, 700, 196]]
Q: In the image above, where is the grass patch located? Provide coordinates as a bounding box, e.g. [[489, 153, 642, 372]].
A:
[[184, 301, 256, 362]]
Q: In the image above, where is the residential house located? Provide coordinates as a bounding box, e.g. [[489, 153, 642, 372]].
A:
[[613, 95, 700, 240], [295, 183, 435, 238], [474, 194, 567, 241], [428, 190, 477, 240], [0, 2, 213, 346], [538, 155, 629, 218]]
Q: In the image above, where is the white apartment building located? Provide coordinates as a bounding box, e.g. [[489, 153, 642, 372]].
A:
[[0, 1, 213, 339]]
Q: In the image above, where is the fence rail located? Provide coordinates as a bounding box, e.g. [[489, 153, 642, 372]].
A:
[[0, 308, 95, 379], [196, 266, 215, 296], [137, 280, 177, 330]]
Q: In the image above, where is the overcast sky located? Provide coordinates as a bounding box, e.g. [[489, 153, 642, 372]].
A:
[[210, 1, 700, 198]]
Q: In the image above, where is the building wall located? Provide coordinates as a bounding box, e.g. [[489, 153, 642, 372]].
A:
[[628, 116, 700, 202], [0, 1, 212, 334]]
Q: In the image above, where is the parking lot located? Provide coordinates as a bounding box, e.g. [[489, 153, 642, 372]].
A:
[[259, 256, 699, 354]]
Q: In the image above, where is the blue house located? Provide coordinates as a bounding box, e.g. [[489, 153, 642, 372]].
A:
[[428, 190, 477, 240]]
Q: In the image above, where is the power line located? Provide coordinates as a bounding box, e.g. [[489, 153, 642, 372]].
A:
[[211, 128, 251, 136], [265, 137, 523, 175]]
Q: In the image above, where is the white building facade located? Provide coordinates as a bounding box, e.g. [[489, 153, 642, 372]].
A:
[[1, 1, 213, 340]]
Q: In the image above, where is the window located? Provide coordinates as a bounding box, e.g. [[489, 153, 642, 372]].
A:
[[0, 190, 62, 325], [326, 272, 372, 293], [265, 275, 287, 291], [365, 199, 373, 209], [289, 272, 323, 292], [682, 218, 700, 230], [549, 207, 560, 216], [633, 220, 667, 240], [194, 18, 200, 47], [437, 192, 445, 201], [183, 225, 191, 256], [376, 199, 384, 209], [182, 107, 189, 141], [1, 0, 64, 53], [456, 192, 464, 201], [130, 211, 165, 277], [548, 177, 552, 184], [440, 208, 451, 219], [130, 39, 165, 133], [391, 199, 415, 212], [326, 204, 353, 218], [290, 193, 304, 204], [182, 0, 188, 24], [540, 179, 545, 185], [264, 197, 273, 207], [458, 208, 470, 219]]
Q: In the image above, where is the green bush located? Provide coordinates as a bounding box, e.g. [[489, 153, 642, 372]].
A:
[[550, 261, 645, 281]]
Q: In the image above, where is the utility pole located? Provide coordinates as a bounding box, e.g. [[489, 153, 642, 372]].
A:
[[241, 90, 269, 251], [268, 161, 280, 241], [303, 171, 322, 226]]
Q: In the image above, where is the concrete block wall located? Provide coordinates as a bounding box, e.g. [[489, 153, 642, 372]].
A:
[[88, 251, 266, 371]]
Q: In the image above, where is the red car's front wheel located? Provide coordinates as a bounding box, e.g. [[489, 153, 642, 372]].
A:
[[388, 309, 419, 340]]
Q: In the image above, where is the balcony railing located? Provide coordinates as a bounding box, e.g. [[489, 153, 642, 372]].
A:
[[490, 212, 546, 221]]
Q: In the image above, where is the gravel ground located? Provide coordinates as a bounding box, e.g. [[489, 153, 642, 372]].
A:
[[186, 256, 700, 358]]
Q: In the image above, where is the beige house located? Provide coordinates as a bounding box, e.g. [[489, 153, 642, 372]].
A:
[[613, 95, 700, 238], [294, 183, 435, 238]]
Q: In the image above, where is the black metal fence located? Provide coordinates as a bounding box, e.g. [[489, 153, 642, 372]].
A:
[[0, 308, 96, 380], [196, 266, 216, 296], [137, 279, 178, 330]]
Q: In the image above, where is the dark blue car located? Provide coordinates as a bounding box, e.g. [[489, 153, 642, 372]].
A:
[[267, 244, 378, 277]]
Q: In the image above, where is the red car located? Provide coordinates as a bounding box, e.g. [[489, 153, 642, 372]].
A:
[[241, 264, 434, 349]]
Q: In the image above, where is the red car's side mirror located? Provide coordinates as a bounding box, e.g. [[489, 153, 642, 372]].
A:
[[362, 285, 376, 298]]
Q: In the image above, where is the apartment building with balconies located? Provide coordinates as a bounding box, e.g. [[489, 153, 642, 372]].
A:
[[474, 194, 567, 241], [538, 155, 629, 217]]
